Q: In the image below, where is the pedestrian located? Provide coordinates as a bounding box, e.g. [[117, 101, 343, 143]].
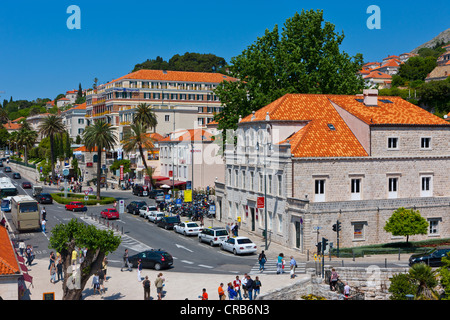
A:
[[102, 257, 108, 282], [245, 275, 254, 300], [226, 223, 231, 235], [218, 283, 226, 300], [343, 282, 351, 299], [50, 262, 56, 284], [48, 251, 56, 270], [26, 245, 34, 266], [155, 273, 165, 300], [41, 218, 46, 233], [137, 259, 143, 281], [258, 250, 267, 272], [277, 253, 284, 274], [200, 288, 208, 300], [143, 276, 151, 300], [71, 248, 78, 265], [98, 268, 105, 294], [227, 282, 238, 300], [92, 272, 100, 294], [330, 268, 339, 291], [121, 249, 131, 272], [254, 276, 262, 298], [41, 207, 46, 220], [18, 240, 25, 257], [56, 259, 63, 282], [289, 256, 297, 279], [233, 275, 242, 300], [241, 273, 249, 299]]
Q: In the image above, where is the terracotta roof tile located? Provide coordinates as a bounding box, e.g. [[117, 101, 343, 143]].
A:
[[108, 70, 237, 85], [0, 226, 20, 275]]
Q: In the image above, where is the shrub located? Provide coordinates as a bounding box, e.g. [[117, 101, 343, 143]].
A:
[[50, 193, 116, 205]]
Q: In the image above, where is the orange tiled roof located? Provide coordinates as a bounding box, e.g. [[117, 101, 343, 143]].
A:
[[363, 70, 392, 79], [108, 69, 237, 85], [240, 93, 449, 158], [0, 226, 20, 276], [3, 122, 21, 131], [161, 129, 214, 142], [73, 146, 99, 152]]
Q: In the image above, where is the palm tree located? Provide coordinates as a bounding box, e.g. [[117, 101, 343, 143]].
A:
[[16, 125, 38, 164], [409, 263, 439, 300], [83, 120, 117, 200], [133, 103, 157, 131], [39, 115, 65, 183], [122, 122, 156, 188]]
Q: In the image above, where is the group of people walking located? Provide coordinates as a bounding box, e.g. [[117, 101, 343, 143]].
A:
[[202, 273, 262, 301]]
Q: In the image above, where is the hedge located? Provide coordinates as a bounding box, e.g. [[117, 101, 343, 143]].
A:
[[50, 193, 116, 205]]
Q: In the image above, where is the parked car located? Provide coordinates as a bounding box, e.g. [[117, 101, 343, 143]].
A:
[[65, 201, 87, 212], [127, 249, 173, 270], [148, 211, 165, 223], [138, 205, 157, 218], [149, 189, 165, 202], [157, 216, 180, 230], [409, 247, 450, 267], [198, 227, 229, 246], [32, 185, 43, 198], [37, 193, 53, 204], [174, 221, 203, 236], [132, 184, 150, 196], [126, 200, 147, 215], [22, 181, 32, 189], [220, 236, 257, 255], [101, 208, 119, 220], [1, 197, 12, 212], [12, 172, 21, 179], [4, 166, 11, 172]]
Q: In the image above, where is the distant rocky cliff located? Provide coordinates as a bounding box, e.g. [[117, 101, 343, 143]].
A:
[[411, 28, 450, 53]]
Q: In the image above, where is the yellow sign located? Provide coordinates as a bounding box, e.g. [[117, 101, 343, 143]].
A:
[[237, 216, 241, 222], [184, 189, 192, 202]]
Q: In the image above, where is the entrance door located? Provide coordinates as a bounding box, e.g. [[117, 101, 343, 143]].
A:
[[295, 221, 302, 249], [250, 207, 255, 231]]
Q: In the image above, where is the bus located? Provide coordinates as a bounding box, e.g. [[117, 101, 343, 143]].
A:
[[11, 195, 40, 232], [0, 177, 18, 197]]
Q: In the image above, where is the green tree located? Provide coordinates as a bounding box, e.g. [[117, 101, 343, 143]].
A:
[[409, 262, 439, 300], [398, 56, 437, 82], [38, 115, 66, 183], [388, 273, 416, 300], [438, 252, 450, 300], [82, 120, 117, 200], [418, 77, 450, 114], [214, 9, 364, 132], [133, 103, 158, 131], [122, 123, 155, 188], [384, 207, 428, 245], [48, 219, 121, 300]]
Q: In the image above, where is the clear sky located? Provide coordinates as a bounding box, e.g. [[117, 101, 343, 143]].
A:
[[0, 0, 448, 101]]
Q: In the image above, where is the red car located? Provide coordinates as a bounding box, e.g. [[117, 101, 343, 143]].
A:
[[22, 181, 32, 189], [101, 208, 119, 220], [65, 201, 87, 212]]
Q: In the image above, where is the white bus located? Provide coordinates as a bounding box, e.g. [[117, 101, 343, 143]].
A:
[[11, 195, 40, 232], [0, 177, 18, 197]]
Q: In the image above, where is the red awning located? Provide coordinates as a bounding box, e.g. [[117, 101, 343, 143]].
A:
[[16, 255, 25, 263], [19, 263, 28, 272], [151, 176, 169, 181], [156, 179, 186, 187], [22, 273, 33, 286]]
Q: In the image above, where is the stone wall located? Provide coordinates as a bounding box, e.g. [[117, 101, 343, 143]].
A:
[[257, 266, 409, 300]]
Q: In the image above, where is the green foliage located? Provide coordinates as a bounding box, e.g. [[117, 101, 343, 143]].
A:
[[50, 193, 116, 205], [388, 273, 416, 300], [109, 159, 131, 173], [133, 52, 227, 73], [384, 208, 428, 244], [49, 218, 121, 255], [438, 252, 450, 300], [417, 77, 450, 114], [214, 9, 364, 132]]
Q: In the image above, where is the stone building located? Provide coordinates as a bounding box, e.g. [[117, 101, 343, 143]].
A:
[[215, 90, 450, 253]]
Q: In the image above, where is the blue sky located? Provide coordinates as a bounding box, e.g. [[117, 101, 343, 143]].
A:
[[0, 0, 448, 101]]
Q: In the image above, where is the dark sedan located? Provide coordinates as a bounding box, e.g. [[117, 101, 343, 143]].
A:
[[37, 193, 53, 204], [22, 181, 32, 189], [409, 247, 450, 267], [157, 216, 180, 230], [128, 249, 173, 271]]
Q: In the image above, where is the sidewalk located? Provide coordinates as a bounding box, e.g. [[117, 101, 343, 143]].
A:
[[24, 257, 309, 300]]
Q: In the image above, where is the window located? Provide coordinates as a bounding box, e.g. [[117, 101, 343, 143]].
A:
[[314, 180, 325, 202], [353, 222, 365, 240], [277, 175, 282, 196], [234, 170, 238, 187], [78, 119, 84, 124], [259, 173, 263, 192], [388, 177, 398, 199], [387, 137, 398, 149], [268, 175, 272, 194], [421, 137, 431, 149], [420, 175, 432, 197], [165, 115, 170, 122], [351, 179, 361, 200], [250, 171, 254, 191], [428, 219, 440, 235]]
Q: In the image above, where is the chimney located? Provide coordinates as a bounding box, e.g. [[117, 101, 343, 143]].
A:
[[363, 89, 378, 106]]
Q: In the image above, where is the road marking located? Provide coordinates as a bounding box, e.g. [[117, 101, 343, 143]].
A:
[[181, 260, 194, 264], [176, 244, 193, 252], [198, 264, 214, 269]]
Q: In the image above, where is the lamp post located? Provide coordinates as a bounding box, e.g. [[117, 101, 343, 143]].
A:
[[256, 139, 272, 251]]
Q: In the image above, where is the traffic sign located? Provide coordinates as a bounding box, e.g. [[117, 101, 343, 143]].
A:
[[257, 197, 264, 209], [84, 196, 89, 201], [63, 168, 69, 176], [84, 190, 89, 196]]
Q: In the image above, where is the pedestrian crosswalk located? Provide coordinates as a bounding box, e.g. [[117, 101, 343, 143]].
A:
[[249, 259, 306, 275]]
